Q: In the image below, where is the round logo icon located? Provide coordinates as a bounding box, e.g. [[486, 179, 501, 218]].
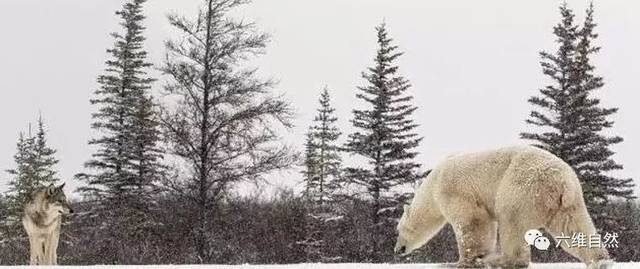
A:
[[524, 229, 550, 250], [534, 236, 551, 250]]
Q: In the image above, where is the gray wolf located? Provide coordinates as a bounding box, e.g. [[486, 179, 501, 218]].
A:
[[394, 145, 612, 269], [22, 183, 73, 265]]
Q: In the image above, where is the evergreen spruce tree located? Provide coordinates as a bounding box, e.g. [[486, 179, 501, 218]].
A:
[[0, 193, 5, 215], [5, 133, 37, 221], [300, 131, 320, 261], [76, 0, 161, 255], [521, 2, 634, 228], [307, 87, 342, 206], [128, 88, 165, 214], [302, 132, 319, 198], [32, 117, 60, 188], [4, 118, 60, 227], [0, 193, 7, 245], [344, 22, 424, 261], [0, 193, 6, 225], [521, 2, 578, 158], [299, 87, 344, 262]]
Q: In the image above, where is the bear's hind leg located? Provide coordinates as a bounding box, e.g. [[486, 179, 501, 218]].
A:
[[487, 212, 531, 269]]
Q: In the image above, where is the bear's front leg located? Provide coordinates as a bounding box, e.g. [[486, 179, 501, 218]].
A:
[[452, 217, 497, 268]]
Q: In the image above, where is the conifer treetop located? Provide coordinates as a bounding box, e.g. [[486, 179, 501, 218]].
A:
[[521, 3, 634, 225], [4, 116, 60, 222], [346, 22, 423, 195], [303, 87, 343, 206], [78, 0, 158, 201]]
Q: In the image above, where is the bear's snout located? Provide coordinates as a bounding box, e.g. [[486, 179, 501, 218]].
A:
[[395, 245, 406, 255]]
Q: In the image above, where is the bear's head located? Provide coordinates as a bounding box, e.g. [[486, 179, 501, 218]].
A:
[[394, 204, 418, 256]]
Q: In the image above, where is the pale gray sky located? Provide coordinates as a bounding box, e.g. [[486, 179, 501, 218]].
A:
[[0, 0, 638, 197]]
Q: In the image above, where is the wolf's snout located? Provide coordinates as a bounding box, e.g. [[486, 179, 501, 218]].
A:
[[395, 245, 406, 255], [60, 204, 74, 214]]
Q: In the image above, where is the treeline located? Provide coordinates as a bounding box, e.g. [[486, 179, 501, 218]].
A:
[[1, 192, 639, 264], [0, 0, 637, 265]]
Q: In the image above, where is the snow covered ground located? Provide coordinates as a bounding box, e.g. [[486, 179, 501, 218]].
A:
[[1, 263, 639, 269]]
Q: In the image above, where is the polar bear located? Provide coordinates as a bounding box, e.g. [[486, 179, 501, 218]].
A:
[[394, 145, 612, 268]]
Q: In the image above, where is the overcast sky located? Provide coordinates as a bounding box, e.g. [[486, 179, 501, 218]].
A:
[[0, 0, 638, 197]]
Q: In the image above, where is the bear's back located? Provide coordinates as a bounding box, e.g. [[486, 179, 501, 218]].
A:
[[427, 145, 577, 211]]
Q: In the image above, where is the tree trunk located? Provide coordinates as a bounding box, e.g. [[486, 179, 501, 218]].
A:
[[196, 0, 214, 262], [371, 186, 380, 262]]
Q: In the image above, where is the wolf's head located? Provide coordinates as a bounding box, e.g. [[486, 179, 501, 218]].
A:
[[45, 183, 74, 215]]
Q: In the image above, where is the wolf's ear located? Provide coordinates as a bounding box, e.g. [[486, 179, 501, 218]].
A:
[[46, 184, 56, 196], [58, 183, 66, 190], [403, 204, 410, 213]]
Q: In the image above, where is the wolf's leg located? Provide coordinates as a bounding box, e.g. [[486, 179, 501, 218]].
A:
[[34, 237, 46, 265], [546, 205, 611, 267], [50, 229, 60, 265], [42, 229, 60, 265], [445, 198, 495, 268], [24, 221, 39, 265], [43, 234, 53, 265], [27, 235, 38, 265]]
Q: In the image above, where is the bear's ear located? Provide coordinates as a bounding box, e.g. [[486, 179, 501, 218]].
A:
[[403, 204, 410, 213]]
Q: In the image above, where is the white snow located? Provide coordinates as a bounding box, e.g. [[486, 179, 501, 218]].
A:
[[0, 263, 639, 269], [377, 206, 398, 214], [324, 216, 344, 222]]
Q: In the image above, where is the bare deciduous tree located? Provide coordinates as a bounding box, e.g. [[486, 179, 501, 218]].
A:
[[160, 0, 297, 261]]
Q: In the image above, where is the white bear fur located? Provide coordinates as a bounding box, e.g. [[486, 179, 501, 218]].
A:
[[395, 145, 611, 268]]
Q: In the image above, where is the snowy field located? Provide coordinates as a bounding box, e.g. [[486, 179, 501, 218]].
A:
[[1, 263, 640, 269]]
